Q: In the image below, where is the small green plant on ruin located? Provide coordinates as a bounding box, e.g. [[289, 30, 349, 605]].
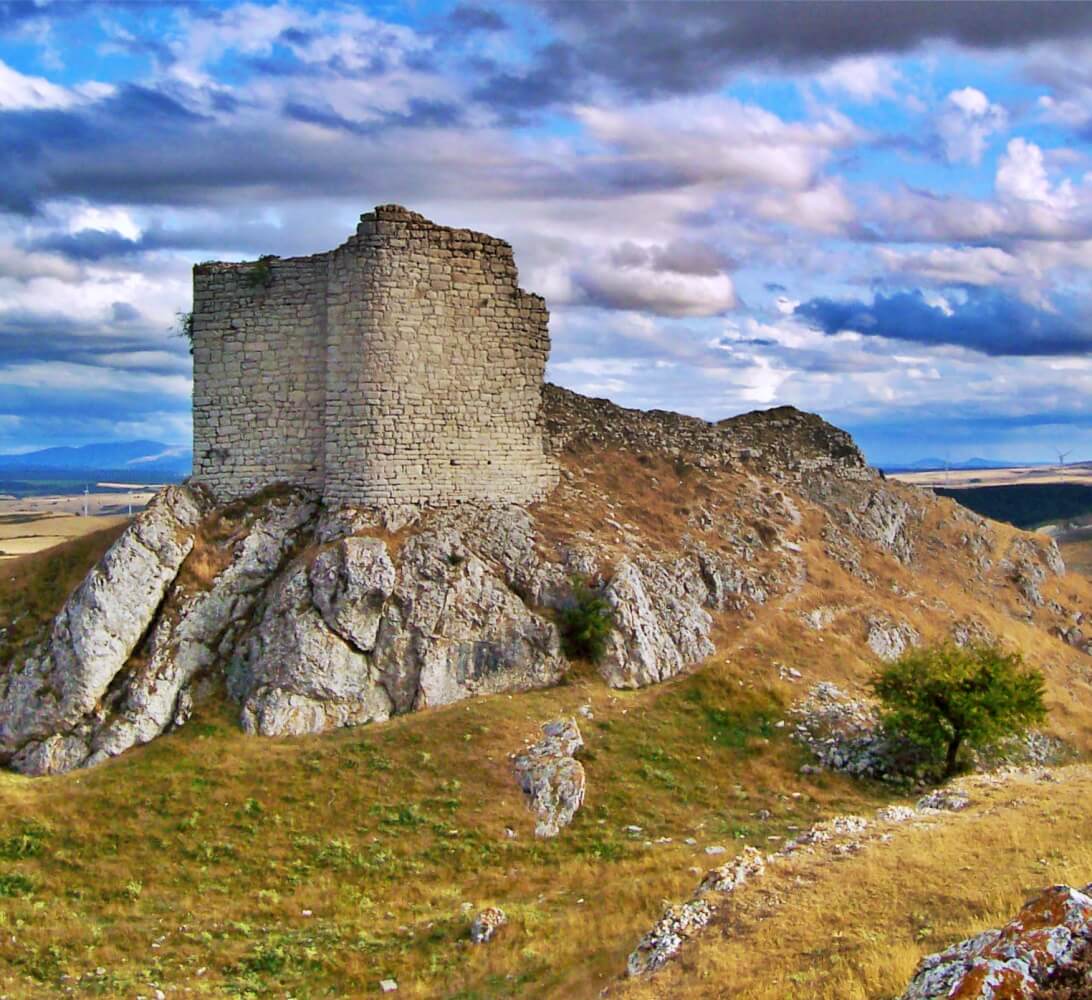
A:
[[872, 642, 1047, 780], [176, 310, 194, 354], [244, 254, 277, 289], [559, 578, 614, 663]]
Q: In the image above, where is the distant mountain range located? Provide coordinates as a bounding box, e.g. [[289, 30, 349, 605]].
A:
[[0, 440, 192, 481], [882, 457, 1044, 473]]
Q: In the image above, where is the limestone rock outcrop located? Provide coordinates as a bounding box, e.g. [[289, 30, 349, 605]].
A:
[[0, 486, 210, 774], [513, 718, 586, 838], [900, 884, 1092, 999]]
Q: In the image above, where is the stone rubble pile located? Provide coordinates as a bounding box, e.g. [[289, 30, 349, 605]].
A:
[[790, 682, 928, 783], [626, 900, 714, 977]]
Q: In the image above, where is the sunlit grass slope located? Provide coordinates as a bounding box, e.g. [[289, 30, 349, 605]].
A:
[[615, 765, 1092, 1000]]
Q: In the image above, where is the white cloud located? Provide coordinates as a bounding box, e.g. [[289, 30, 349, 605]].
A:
[[753, 179, 856, 235], [0, 362, 191, 398], [816, 56, 900, 102], [936, 87, 1007, 165], [996, 137, 1076, 209], [575, 261, 737, 317], [0, 58, 111, 111], [0, 243, 81, 283], [877, 246, 1026, 286], [575, 95, 860, 193]]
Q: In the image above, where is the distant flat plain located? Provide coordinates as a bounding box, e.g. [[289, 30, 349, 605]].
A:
[[891, 461, 1092, 489], [0, 486, 153, 562]]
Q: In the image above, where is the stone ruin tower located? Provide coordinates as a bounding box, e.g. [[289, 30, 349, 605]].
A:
[[190, 205, 558, 508]]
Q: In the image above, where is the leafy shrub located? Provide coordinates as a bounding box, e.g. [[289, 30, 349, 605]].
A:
[[872, 642, 1046, 779], [0, 872, 35, 897], [559, 579, 614, 663]]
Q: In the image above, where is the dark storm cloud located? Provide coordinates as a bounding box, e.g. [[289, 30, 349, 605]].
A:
[[795, 289, 1092, 357], [0, 75, 685, 217], [283, 97, 461, 135], [471, 42, 579, 113], [0, 309, 187, 368], [475, 1, 1092, 108]]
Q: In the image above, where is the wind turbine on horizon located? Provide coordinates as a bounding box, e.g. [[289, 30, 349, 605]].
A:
[[1056, 448, 1072, 467]]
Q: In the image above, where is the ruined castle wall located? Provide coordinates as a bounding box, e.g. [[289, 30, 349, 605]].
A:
[[322, 206, 557, 507], [191, 256, 327, 500], [191, 206, 557, 507]]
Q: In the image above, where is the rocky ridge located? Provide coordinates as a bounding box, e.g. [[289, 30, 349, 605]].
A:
[[0, 390, 1083, 775]]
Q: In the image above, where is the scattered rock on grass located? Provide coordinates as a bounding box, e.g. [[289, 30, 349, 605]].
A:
[[470, 907, 507, 943], [899, 883, 1092, 999], [513, 718, 586, 838], [917, 789, 971, 812]]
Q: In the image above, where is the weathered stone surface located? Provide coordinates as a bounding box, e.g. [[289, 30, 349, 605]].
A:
[[917, 788, 971, 812], [867, 616, 920, 661], [1003, 536, 1066, 608], [0, 485, 208, 774], [853, 489, 916, 564], [373, 528, 565, 713], [193, 205, 558, 508], [309, 536, 396, 652], [84, 492, 318, 765], [899, 884, 1092, 999], [233, 563, 394, 737], [513, 718, 586, 838], [697, 846, 766, 896], [598, 558, 714, 688]]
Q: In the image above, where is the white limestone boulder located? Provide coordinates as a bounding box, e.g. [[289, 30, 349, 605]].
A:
[[0, 485, 208, 774]]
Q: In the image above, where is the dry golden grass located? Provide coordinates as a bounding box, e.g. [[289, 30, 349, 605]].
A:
[[615, 765, 1092, 1000]]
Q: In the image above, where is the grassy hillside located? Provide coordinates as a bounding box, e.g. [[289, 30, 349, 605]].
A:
[[1, 448, 1091, 998]]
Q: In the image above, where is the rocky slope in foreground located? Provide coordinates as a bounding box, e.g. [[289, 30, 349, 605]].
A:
[[1, 385, 1089, 776]]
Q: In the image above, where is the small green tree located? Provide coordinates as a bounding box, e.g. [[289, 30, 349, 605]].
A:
[[872, 643, 1046, 779], [559, 579, 614, 663]]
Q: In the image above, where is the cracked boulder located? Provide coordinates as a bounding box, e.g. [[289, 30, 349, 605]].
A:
[[371, 528, 566, 713], [84, 492, 317, 765], [232, 561, 394, 737], [867, 617, 920, 662]]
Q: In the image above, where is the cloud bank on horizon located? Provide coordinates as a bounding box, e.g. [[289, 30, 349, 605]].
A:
[[1, 0, 1091, 466]]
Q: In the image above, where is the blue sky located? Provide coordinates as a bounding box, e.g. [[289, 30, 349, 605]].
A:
[[1, 1, 1091, 466]]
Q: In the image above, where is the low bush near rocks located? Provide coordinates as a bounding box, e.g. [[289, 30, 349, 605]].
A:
[[559, 579, 614, 663]]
